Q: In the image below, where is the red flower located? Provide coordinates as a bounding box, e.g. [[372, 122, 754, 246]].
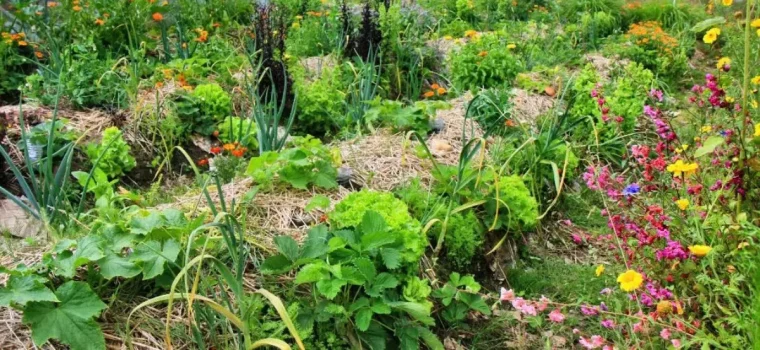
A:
[[231, 149, 245, 158], [210, 146, 222, 155], [197, 158, 209, 166]]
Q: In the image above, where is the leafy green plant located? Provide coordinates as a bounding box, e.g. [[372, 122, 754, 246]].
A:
[[246, 136, 338, 190], [329, 190, 427, 264], [468, 87, 513, 135], [217, 116, 258, 151], [431, 272, 490, 323], [86, 127, 136, 179], [193, 83, 232, 122], [364, 98, 451, 134], [449, 33, 522, 91], [292, 66, 346, 137], [440, 211, 483, 268], [261, 214, 443, 350], [482, 172, 539, 232]]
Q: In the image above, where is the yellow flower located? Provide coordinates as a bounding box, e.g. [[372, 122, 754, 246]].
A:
[[681, 144, 689, 151], [656, 300, 672, 315], [666, 160, 699, 177], [738, 242, 750, 249], [703, 27, 721, 44], [464, 30, 478, 38], [676, 198, 690, 210], [701, 125, 713, 133], [752, 19, 760, 28], [688, 245, 712, 257], [753, 100, 759, 109], [722, 0, 732, 6], [754, 124, 760, 137], [617, 270, 643, 292], [716, 57, 731, 69], [752, 76, 760, 85], [725, 96, 735, 103], [507, 43, 516, 49], [443, 35, 453, 40], [595, 265, 605, 277]]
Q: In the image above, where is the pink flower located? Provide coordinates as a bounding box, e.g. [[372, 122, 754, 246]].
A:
[[573, 328, 580, 334], [602, 346, 615, 350], [548, 309, 565, 323], [500, 288, 515, 301], [519, 303, 537, 316], [511, 297, 526, 309], [660, 328, 671, 340], [601, 319, 615, 329], [580, 304, 598, 316], [633, 321, 644, 333], [579, 335, 605, 349], [671, 339, 681, 348], [537, 296, 550, 312], [572, 233, 583, 244]]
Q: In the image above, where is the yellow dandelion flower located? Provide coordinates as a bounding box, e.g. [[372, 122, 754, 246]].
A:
[[676, 198, 690, 210], [701, 125, 713, 133], [752, 19, 760, 28], [722, 0, 732, 6]]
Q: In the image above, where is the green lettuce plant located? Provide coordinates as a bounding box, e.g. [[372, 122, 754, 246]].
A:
[[85, 127, 136, 179]]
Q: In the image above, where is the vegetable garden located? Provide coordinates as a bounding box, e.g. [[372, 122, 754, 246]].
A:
[[1, 0, 760, 349]]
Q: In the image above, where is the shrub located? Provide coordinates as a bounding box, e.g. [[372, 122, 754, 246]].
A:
[[603, 21, 688, 81], [329, 190, 426, 263], [86, 127, 136, 178], [469, 88, 513, 135], [449, 33, 522, 91]]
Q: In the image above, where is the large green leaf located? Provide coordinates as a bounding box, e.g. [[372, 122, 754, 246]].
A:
[[133, 239, 180, 279], [98, 252, 141, 280], [355, 308, 373, 332], [354, 257, 377, 282], [380, 248, 401, 269], [366, 273, 398, 297], [129, 210, 164, 235], [280, 166, 311, 189], [387, 302, 434, 325], [295, 262, 329, 284], [316, 279, 347, 300], [22, 281, 107, 350], [274, 236, 300, 262], [0, 275, 58, 306], [53, 236, 105, 278]]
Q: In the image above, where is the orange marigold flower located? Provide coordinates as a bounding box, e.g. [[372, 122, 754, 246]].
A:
[[231, 149, 245, 158], [431, 83, 440, 90], [73, 5, 82, 11], [47, 2, 58, 7], [223, 143, 236, 151], [423, 91, 435, 98], [197, 158, 209, 166], [478, 50, 488, 57], [155, 81, 164, 88], [436, 87, 446, 95], [505, 119, 516, 127], [94, 18, 105, 26], [152, 12, 164, 22], [210, 146, 222, 154], [34, 51, 44, 59], [17, 40, 27, 46]]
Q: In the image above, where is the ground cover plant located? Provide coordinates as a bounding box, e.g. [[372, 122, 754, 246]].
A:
[[1, 0, 760, 349]]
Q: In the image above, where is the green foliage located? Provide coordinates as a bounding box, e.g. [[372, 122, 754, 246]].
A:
[[217, 117, 258, 151], [193, 83, 232, 122], [286, 14, 342, 57], [292, 66, 346, 136], [441, 211, 483, 268], [450, 34, 522, 91], [246, 136, 338, 190], [469, 88, 513, 135], [329, 191, 426, 264], [483, 173, 539, 231], [364, 99, 451, 135], [431, 272, 490, 323], [85, 127, 136, 178], [261, 219, 444, 350], [22, 281, 107, 350], [0, 37, 34, 103], [24, 42, 127, 108]]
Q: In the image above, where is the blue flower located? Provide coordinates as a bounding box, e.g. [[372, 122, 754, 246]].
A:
[[622, 183, 640, 197]]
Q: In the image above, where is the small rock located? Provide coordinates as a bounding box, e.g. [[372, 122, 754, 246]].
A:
[[337, 166, 353, 185], [431, 139, 453, 153], [429, 117, 445, 134]]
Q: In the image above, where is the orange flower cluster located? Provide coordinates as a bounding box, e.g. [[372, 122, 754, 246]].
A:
[[623, 1, 642, 10], [2, 32, 27, 46], [152, 12, 164, 22], [423, 83, 447, 99], [221, 143, 247, 157], [626, 21, 678, 55], [194, 28, 208, 43]]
